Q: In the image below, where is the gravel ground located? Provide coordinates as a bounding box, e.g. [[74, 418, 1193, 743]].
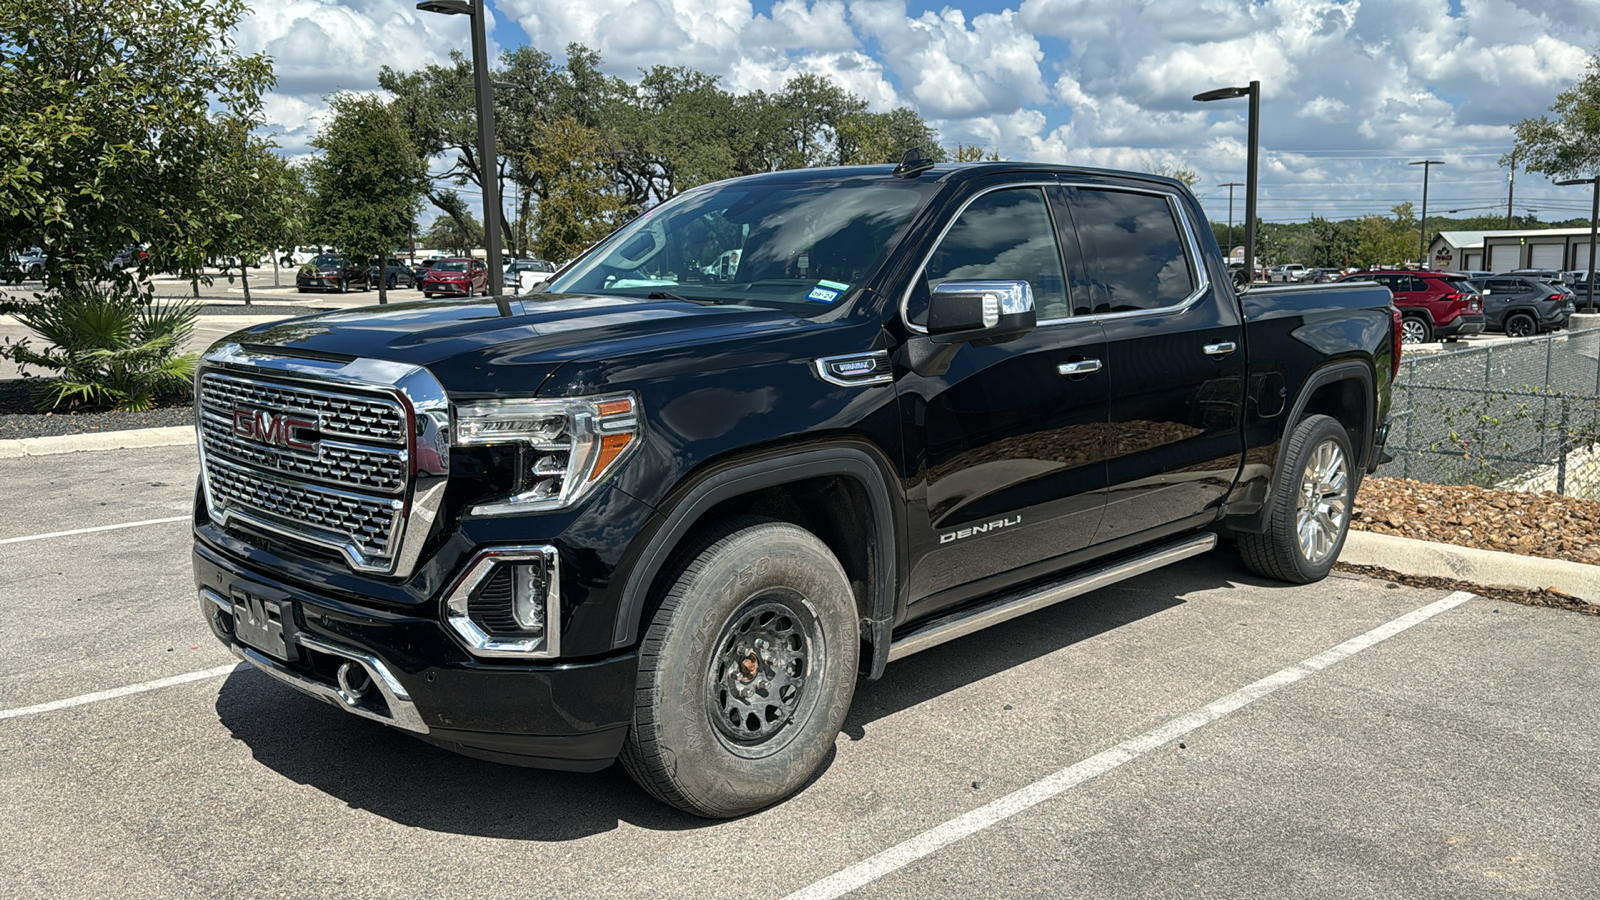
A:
[[192, 303, 324, 317]]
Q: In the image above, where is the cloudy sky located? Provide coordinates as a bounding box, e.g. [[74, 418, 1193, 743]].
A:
[[236, 0, 1600, 225]]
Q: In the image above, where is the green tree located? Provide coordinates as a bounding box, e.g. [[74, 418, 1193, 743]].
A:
[[202, 119, 308, 305], [305, 93, 426, 305], [424, 208, 482, 256], [0, 0, 272, 290], [838, 109, 945, 165], [951, 143, 1002, 163], [525, 116, 626, 264], [1352, 203, 1417, 268], [1509, 53, 1600, 180], [1140, 156, 1200, 187]]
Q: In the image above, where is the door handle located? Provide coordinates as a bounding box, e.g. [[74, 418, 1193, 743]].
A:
[[1203, 341, 1238, 356], [1058, 359, 1103, 376]]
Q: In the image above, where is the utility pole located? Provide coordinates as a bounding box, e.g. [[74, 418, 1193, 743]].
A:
[[1506, 149, 1518, 229], [1410, 159, 1445, 268], [1220, 182, 1244, 257]]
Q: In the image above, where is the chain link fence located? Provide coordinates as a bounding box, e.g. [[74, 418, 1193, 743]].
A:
[[1382, 327, 1600, 498]]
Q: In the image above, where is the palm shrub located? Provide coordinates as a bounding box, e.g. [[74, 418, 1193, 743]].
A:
[[0, 284, 200, 411]]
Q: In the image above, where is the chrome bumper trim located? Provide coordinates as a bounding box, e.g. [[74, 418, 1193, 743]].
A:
[[209, 585, 429, 735]]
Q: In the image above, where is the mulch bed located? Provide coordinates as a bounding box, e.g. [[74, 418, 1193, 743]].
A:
[[0, 378, 192, 439], [1352, 477, 1600, 565]]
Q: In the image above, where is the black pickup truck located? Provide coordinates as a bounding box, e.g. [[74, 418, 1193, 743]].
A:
[[192, 161, 1397, 817]]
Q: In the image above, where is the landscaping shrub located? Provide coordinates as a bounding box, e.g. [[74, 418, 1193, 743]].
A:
[[0, 284, 199, 412]]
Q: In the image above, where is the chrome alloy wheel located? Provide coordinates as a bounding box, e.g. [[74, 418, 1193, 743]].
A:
[[706, 592, 825, 758], [1296, 438, 1349, 565], [1399, 318, 1429, 344]]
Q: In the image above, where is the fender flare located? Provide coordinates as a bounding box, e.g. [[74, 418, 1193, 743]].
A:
[[610, 443, 901, 677], [1230, 360, 1376, 535]]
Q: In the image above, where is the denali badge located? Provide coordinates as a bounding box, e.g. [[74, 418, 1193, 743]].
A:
[[940, 515, 1022, 544], [233, 409, 319, 453]]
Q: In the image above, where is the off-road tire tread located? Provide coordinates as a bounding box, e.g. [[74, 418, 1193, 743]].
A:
[[1238, 414, 1353, 584], [619, 515, 853, 818]]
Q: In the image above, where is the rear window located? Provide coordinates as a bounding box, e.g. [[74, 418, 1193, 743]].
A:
[[1068, 187, 1197, 313]]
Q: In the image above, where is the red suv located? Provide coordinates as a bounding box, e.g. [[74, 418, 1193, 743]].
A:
[[421, 257, 489, 298], [1336, 269, 1485, 344]]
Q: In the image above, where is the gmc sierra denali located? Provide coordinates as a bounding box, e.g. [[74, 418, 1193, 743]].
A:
[[193, 160, 1397, 817]]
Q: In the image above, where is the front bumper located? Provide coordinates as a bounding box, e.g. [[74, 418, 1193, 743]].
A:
[[1434, 313, 1485, 338], [425, 281, 472, 294], [194, 542, 637, 771]]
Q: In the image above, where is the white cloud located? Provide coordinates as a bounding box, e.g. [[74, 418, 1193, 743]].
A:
[[236, 0, 1600, 221]]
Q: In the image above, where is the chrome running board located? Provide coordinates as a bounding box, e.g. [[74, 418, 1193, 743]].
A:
[[888, 533, 1218, 662]]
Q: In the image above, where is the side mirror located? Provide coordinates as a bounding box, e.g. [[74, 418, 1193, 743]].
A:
[[927, 280, 1037, 345]]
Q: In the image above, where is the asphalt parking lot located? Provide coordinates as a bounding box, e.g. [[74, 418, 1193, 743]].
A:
[[3, 445, 1599, 898]]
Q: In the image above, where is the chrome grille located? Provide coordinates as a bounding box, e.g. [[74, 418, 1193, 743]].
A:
[[198, 365, 419, 573], [206, 458, 402, 559], [198, 412, 407, 492], [199, 372, 405, 442]]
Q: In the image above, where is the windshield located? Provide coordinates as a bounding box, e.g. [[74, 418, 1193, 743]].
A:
[[544, 179, 938, 316], [434, 260, 469, 272], [310, 255, 342, 267]]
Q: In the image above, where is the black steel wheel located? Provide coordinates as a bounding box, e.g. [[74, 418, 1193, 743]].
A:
[[1238, 414, 1355, 584], [621, 517, 858, 818], [1505, 312, 1536, 338], [1399, 316, 1431, 344]]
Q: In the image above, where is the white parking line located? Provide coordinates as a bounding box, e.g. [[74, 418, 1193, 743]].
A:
[[784, 591, 1476, 900], [0, 515, 190, 546], [0, 664, 241, 722]]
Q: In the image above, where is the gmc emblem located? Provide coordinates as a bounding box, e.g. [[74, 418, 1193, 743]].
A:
[[233, 409, 319, 453]]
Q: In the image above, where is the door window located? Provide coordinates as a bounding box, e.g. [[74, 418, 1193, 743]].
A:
[[1068, 188, 1196, 313], [912, 187, 1071, 323]]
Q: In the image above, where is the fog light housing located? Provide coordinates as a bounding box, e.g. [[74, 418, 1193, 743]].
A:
[[443, 546, 560, 658]]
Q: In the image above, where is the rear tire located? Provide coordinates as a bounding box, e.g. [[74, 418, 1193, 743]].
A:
[[1399, 316, 1431, 344], [1238, 414, 1355, 584], [1505, 312, 1536, 338], [620, 517, 858, 818]]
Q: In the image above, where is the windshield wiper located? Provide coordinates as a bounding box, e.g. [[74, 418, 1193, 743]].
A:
[[648, 290, 730, 305]]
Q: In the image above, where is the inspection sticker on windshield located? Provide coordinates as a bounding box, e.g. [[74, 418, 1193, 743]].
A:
[[817, 280, 850, 291], [807, 286, 841, 303]]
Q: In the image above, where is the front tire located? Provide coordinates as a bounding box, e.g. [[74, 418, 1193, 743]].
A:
[[621, 517, 859, 818], [1238, 414, 1355, 584]]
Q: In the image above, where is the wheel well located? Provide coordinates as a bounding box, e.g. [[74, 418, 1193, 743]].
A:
[[1401, 309, 1433, 324], [638, 474, 881, 665], [1297, 377, 1370, 468]]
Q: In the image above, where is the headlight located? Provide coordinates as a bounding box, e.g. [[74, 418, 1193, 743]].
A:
[[453, 393, 641, 514]]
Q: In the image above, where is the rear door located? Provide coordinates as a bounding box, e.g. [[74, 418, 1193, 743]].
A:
[[1059, 183, 1246, 545], [898, 179, 1110, 610]]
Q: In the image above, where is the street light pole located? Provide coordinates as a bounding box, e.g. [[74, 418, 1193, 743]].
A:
[[417, 0, 510, 316], [1409, 159, 1444, 268], [1195, 81, 1260, 284], [1556, 176, 1600, 313], [1220, 181, 1243, 259]]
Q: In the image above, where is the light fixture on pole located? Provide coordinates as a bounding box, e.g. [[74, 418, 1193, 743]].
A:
[[1194, 82, 1259, 285], [1409, 159, 1444, 269], [417, 0, 509, 316], [1556, 176, 1600, 314], [1219, 181, 1243, 261]]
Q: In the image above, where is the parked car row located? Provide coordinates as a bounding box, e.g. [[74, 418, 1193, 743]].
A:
[[1332, 268, 1578, 344]]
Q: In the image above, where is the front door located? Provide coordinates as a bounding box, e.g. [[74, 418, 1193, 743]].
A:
[[898, 182, 1111, 610], [1058, 184, 1245, 545]]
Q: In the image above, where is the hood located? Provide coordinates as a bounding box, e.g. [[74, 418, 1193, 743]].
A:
[[226, 293, 814, 392]]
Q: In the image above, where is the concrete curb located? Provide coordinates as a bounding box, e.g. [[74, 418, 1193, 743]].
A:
[[0, 426, 195, 459], [1343, 529, 1600, 603]]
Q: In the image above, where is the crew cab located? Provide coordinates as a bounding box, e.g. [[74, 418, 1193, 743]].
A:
[[192, 161, 1396, 818]]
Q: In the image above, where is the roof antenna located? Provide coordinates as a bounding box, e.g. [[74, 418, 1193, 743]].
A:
[[892, 147, 936, 179]]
